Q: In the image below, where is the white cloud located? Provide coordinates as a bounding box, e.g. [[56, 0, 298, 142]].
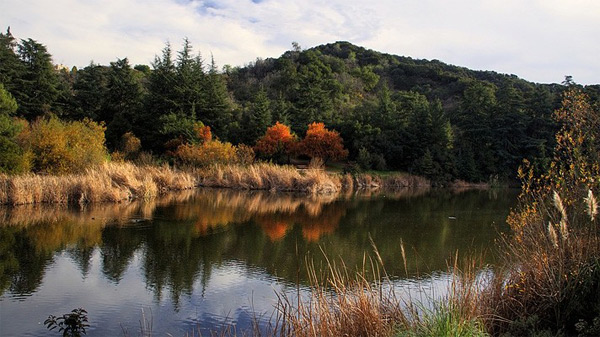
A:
[[0, 0, 598, 84]]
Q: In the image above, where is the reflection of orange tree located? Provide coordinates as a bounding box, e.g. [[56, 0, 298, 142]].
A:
[[300, 205, 345, 242], [175, 190, 342, 238], [255, 217, 291, 241], [252, 200, 347, 242], [179, 189, 346, 242]]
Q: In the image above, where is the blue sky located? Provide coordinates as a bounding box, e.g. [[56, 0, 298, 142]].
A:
[[1, 0, 599, 84]]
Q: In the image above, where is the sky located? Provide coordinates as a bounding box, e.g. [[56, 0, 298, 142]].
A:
[[1, 0, 599, 85]]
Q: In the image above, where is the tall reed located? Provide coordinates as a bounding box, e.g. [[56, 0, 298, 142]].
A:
[[276, 249, 487, 337], [0, 162, 195, 205], [194, 163, 342, 194]]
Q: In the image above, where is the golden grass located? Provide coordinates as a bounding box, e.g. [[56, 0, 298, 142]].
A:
[[0, 162, 195, 205], [194, 163, 342, 194], [352, 173, 431, 189], [276, 251, 487, 337], [479, 191, 600, 335]]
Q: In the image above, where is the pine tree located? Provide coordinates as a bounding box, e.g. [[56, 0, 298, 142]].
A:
[[243, 88, 272, 144], [103, 58, 144, 150], [14, 38, 59, 119], [72, 63, 109, 120], [0, 27, 23, 93], [201, 56, 232, 139]]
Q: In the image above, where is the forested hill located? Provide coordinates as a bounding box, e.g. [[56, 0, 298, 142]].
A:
[[227, 41, 598, 182], [1, 29, 599, 182]]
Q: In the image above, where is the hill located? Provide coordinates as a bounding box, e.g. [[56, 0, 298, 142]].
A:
[[1, 30, 599, 182]]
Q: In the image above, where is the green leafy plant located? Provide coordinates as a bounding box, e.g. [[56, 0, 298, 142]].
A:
[[44, 308, 89, 337]]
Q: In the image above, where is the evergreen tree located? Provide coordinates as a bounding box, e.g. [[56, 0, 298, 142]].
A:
[[14, 38, 59, 119], [201, 56, 232, 139], [103, 58, 144, 150], [243, 88, 272, 144], [174, 38, 205, 119], [72, 63, 109, 120], [141, 43, 178, 151], [0, 83, 28, 173], [452, 81, 497, 181], [0, 27, 23, 93]]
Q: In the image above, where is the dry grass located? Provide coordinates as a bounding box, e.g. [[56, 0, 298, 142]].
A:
[[277, 258, 407, 337], [0, 162, 195, 205], [194, 163, 342, 194], [276, 249, 487, 337], [351, 173, 431, 189], [480, 191, 600, 335]]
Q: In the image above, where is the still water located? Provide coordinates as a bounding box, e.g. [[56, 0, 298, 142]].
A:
[[0, 187, 518, 336]]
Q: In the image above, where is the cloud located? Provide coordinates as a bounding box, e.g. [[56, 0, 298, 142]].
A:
[[0, 0, 598, 84]]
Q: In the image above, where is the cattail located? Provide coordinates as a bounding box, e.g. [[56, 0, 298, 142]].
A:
[[585, 189, 598, 221], [553, 190, 567, 221], [548, 222, 559, 248]]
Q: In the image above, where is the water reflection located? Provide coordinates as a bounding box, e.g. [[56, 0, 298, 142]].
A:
[[0, 187, 517, 336]]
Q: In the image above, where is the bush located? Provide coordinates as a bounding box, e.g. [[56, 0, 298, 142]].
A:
[[235, 143, 255, 165], [120, 131, 141, 159], [18, 116, 108, 174], [0, 115, 30, 174], [175, 139, 237, 167]]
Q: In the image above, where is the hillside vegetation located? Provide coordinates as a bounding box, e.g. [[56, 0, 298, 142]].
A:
[[1, 28, 599, 183]]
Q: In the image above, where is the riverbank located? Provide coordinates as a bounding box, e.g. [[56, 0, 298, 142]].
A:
[[0, 162, 434, 205], [193, 163, 430, 193], [0, 162, 195, 205]]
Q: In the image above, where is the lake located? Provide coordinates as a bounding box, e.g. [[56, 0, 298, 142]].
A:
[[0, 187, 518, 336]]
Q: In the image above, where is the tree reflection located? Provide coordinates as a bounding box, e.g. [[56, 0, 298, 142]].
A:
[[0, 187, 517, 310]]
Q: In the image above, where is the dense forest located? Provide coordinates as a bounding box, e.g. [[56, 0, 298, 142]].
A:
[[1, 27, 599, 183]]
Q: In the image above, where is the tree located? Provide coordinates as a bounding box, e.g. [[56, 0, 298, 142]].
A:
[[174, 38, 205, 120], [242, 88, 272, 144], [103, 58, 144, 150], [0, 83, 29, 173], [0, 83, 18, 115], [254, 122, 296, 163], [14, 38, 59, 119], [141, 42, 178, 151], [0, 27, 23, 93], [201, 56, 232, 139], [452, 81, 498, 181], [72, 63, 109, 120], [298, 122, 348, 164]]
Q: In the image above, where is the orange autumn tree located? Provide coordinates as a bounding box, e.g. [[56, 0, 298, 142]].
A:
[[254, 122, 297, 163], [298, 122, 348, 164], [194, 123, 212, 144]]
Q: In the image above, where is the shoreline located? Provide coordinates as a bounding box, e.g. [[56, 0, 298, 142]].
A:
[[0, 161, 501, 206]]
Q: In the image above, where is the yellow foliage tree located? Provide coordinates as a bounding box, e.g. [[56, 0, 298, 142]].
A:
[[18, 116, 108, 174]]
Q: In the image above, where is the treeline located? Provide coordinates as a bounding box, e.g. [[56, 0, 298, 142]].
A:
[[1, 28, 599, 182]]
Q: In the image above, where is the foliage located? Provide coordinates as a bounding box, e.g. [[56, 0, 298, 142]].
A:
[[194, 123, 212, 143], [44, 308, 89, 337], [235, 143, 255, 165], [0, 30, 592, 181], [18, 116, 108, 174], [114, 131, 141, 161], [103, 58, 145, 150], [0, 83, 17, 115], [298, 122, 348, 163], [254, 121, 297, 163], [0, 115, 30, 173], [174, 139, 237, 167], [14, 38, 60, 119], [484, 88, 600, 336]]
